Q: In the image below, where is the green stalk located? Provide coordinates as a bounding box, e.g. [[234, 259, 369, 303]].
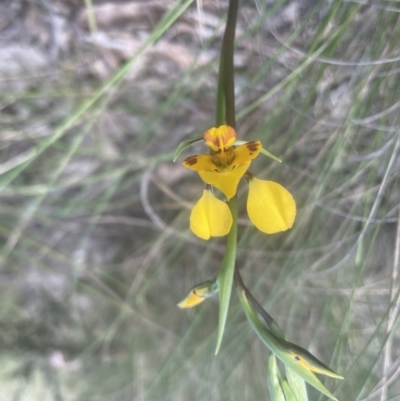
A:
[[215, 0, 239, 354], [223, 0, 238, 129], [215, 54, 225, 126], [215, 0, 238, 128]]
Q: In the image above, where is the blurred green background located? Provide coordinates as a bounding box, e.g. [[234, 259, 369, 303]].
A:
[[1, 0, 400, 400]]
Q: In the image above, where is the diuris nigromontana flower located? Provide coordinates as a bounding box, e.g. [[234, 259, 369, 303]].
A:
[[183, 125, 296, 239]]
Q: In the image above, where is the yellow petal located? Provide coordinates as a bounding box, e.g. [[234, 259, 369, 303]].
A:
[[178, 290, 206, 308], [183, 154, 217, 172], [198, 161, 250, 200], [247, 177, 296, 234], [177, 278, 218, 308], [204, 125, 236, 152], [190, 189, 233, 239], [232, 140, 262, 165]]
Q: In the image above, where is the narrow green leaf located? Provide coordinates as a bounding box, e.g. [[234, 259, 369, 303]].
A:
[[268, 354, 299, 401], [236, 273, 342, 380], [284, 342, 343, 380], [235, 270, 287, 340], [281, 357, 338, 401], [234, 140, 282, 163], [259, 147, 282, 163], [281, 379, 298, 401], [215, 196, 238, 354], [285, 367, 308, 401], [268, 354, 286, 401], [172, 136, 203, 162], [237, 289, 340, 400]]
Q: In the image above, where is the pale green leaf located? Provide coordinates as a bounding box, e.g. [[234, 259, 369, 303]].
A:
[[237, 289, 340, 400], [281, 379, 298, 401], [284, 342, 343, 380], [215, 256, 235, 355], [268, 354, 286, 401], [285, 367, 308, 401], [215, 197, 238, 354], [173, 136, 203, 162], [234, 270, 287, 340], [259, 147, 282, 163]]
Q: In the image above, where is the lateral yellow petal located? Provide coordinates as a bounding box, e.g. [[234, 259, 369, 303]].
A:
[[232, 140, 262, 165], [190, 189, 232, 239], [198, 161, 250, 200], [182, 154, 217, 172], [247, 177, 296, 234], [204, 125, 236, 152]]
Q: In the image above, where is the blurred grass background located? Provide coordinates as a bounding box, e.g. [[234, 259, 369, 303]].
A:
[[0, 0, 400, 400]]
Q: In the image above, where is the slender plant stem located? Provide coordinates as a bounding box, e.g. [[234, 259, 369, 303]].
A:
[[222, 0, 238, 128], [216, 54, 225, 126], [222, 0, 240, 277], [215, 0, 240, 354], [215, 0, 238, 128], [222, 0, 239, 280]]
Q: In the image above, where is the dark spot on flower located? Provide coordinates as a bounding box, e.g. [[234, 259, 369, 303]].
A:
[[185, 156, 198, 166], [246, 141, 260, 152], [295, 356, 300, 361]]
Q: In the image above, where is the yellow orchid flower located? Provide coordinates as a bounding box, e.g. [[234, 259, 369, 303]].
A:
[[183, 125, 261, 200], [182, 125, 296, 239]]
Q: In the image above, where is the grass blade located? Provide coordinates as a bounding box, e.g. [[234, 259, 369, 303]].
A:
[[215, 196, 238, 354]]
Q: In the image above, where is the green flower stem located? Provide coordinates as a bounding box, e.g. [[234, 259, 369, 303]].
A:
[[215, 0, 238, 128], [215, 53, 225, 126], [214, 0, 240, 354], [215, 195, 238, 354], [222, 0, 238, 128]]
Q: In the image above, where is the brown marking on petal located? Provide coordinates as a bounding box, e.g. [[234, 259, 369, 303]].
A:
[[295, 356, 301, 361], [184, 156, 198, 166], [203, 130, 221, 148], [204, 126, 237, 150], [246, 141, 260, 152]]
